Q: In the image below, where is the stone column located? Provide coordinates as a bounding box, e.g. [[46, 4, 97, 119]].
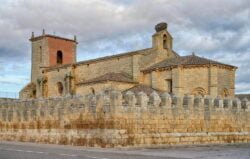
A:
[[229, 68, 236, 97], [67, 75, 71, 95], [36, 79, 41, 98], [151, 71, 158, 90], [132, 55, 140, 82], [172, 66, 183, 96], [64, 72, 72, 95], [209, 66, 218, 97], [0, 106, 3, 121]]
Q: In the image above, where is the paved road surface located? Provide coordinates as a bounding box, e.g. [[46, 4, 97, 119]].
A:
[[0, 141, 249, 159]]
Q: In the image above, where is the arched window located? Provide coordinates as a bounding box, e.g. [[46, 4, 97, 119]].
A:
[[192, 87, 206, 96], [57, 51, 63, 64], [163, 34, 167, 49], [57, 82, 64, 96]]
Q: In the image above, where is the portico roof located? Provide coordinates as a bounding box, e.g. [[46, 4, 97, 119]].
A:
[[142, 54, 237, 72]]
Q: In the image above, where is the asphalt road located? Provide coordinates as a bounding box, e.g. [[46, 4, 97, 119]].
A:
[[0, 141, 249, 159]]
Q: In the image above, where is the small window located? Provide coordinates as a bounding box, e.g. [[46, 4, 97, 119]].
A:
[[91, 88, 95, 95], [32, 90, 36, 97], [163, 40, 167, 48], [57, 82, 64, 96], [57, 51, 63, 64], [163, 34, 167, 49], [166, 79, 172, 94]]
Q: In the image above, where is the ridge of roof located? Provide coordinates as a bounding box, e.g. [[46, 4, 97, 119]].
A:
[[77, 72, 137, 85], [123, 84, 164, 95], [20, 82, 36, 92], [142, 54, 237, 72], [30, 34, 77, 43], [75, 48, 152, 66], [172, 50, 181, 57]]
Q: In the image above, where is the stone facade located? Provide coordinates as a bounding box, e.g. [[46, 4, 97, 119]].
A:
[[0, 91, 249, 147], [20, 22, 237, 99], [5, 22, 246, 148]]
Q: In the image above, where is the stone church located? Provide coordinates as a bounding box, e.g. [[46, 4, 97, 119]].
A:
[[20, 22, 237, 99]]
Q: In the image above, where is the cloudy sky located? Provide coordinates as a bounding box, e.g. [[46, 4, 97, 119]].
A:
[[0, 0, 249, 97]]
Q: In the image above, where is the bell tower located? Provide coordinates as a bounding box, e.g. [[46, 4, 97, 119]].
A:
[[152, 22, 174, 58], [30, 30, 78, 83]]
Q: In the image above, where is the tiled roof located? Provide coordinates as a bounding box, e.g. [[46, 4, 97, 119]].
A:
[[20, 82, 36, 92], [30, 34, 77, 43], [75, 48, 152, 66], [143, 54, 237, 72], [123, 84, 163, 95], [235, 94, 250, 101], [77, 72, 136, 85], [45, 48, 152, 71], [44, 47, 182, 72]]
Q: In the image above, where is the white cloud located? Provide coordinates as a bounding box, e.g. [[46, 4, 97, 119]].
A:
[[0, 75, 28, 85]]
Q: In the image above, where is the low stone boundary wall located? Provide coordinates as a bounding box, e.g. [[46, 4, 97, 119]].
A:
[[0, 91, 249, 147]]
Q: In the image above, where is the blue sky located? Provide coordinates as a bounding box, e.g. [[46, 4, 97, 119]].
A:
[[0, 0, 249, 96]]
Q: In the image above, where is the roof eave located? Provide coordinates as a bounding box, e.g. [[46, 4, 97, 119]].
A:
[[77, 80, 137, 86]]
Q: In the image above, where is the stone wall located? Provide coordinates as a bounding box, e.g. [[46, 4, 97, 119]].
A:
[[142, 66, 235, 98], [217, 67, 235, 97], [0, 91, 249, 147]]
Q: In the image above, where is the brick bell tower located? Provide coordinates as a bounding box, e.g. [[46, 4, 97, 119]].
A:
[[30, 30, 78, 83]]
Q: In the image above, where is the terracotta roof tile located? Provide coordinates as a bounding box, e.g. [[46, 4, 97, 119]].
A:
[[20, 82, 36, 91], [143, 54, 237, 72], [123, 84, 163, 95], [77, 72, 136, 85], [75, 48, 152, 66]]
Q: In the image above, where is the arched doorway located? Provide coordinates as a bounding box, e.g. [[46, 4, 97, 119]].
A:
[[57, 82, 64, 96], [57, 51, 63, 64]]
